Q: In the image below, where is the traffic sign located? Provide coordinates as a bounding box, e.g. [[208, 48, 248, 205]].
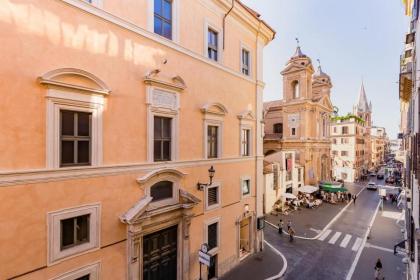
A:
[[198, 250, 211, 266]]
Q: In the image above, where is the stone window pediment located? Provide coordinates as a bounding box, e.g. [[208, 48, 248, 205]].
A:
[[39, 68, 111, 95], [201, 102, 228, 116]]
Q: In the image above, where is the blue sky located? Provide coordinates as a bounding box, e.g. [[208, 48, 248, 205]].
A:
[[242, 0, 409, 138]]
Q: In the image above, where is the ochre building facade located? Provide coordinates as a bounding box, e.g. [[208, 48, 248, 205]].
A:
[[0, 1, 274, 279]]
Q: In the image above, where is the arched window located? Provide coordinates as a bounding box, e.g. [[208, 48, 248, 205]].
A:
[[273, 123, 283, 134], [150, 181, 173, 202], [292, 80, 300, 99]]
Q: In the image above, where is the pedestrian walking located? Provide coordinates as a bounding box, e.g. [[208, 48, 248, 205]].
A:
[[347, 192, 352, 202], [287, 220, 292, 231], [352, 194, 357, 205], [288, 227, 295, 242], [374, 258, 383, 280], [278, 219, 284, 235]]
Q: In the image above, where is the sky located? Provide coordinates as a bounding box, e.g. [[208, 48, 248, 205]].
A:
[[242, 0, 410, 138]]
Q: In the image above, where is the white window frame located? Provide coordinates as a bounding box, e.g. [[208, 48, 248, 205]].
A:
[[240, 125, 252, 157], [46, 89, 104, 168], [204, 120, 223, 159], [240, 43, 251, 76], [146, 86, 180, 162], [204, 20, 223, 63], [147, 0, 180, 43], [240, 176, 251, 198], [52, 262, 100, 280], [205, 182, 221, 211], [47, 203, 101, 265], [204, 217, 221, 255]]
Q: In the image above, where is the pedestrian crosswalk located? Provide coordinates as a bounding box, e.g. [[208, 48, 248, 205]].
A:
[[317, 229, 363, 252]]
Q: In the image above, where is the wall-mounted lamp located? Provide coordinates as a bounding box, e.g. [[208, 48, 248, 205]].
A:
[[197, 166, 216, 191]]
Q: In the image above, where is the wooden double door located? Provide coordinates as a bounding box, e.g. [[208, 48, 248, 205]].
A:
[[143, 225, 178, 280]]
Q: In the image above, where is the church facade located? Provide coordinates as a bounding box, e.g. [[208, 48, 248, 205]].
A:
[[264, 46, 334, 185]]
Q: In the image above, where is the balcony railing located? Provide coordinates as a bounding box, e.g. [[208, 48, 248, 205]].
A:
[[264, 133, 283, 140]]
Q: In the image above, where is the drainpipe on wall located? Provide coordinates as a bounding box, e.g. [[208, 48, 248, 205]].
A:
[[255, 20, 263, 252], [223, 0, 235, 50]]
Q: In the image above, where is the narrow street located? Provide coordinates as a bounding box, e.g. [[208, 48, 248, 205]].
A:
[[262, 179, 405, 280]]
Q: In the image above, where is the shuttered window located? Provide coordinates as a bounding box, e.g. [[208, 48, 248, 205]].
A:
[[207, 186, 218, 206], [207, 222, 218, 250]]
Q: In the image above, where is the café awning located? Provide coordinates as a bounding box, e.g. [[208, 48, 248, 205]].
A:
[[320, 184, 348, 193], [299, 185, 319, 194], [282, 193, 297, 199]]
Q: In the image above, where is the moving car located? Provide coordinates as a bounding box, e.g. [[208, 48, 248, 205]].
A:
[[367, 182, 378, 190], [377, 173, 384, 179]]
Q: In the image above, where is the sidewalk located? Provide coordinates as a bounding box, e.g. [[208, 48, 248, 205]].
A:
[[350, 198, 405, 280], [221, 244, 286, 280], [265, 183, 364, 238]]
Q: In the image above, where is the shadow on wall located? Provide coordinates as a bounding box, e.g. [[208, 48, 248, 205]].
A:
[[0, 0, 165, 67]]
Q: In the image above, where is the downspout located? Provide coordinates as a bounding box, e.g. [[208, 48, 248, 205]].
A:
[[223, 0, 235, 49], [255, 20, 263, 252]]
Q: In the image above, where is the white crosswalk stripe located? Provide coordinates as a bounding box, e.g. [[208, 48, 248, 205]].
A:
[[340, 234, 352, 248], [352, 237, 363, 252], [317, 230, 362, 252], [318, 229, 332, 241], [328, 231, 342, 244]]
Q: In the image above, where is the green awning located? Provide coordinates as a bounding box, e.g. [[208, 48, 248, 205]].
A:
[[320, 185, 348, 193]]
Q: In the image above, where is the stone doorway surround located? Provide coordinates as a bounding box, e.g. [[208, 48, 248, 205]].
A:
[[237, 212, 255, 262], [120, 168, 200, 280]]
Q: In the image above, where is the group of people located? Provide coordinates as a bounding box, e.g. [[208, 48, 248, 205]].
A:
[[320, 191, 357, 204], [277, 219, 295, 242]]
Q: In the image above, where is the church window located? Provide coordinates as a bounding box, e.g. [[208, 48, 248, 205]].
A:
[[292, 81, 300, 99]]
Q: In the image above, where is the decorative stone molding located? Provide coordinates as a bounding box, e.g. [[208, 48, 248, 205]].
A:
[[39, 68, 111, 95], [201, 102, 228, 116]]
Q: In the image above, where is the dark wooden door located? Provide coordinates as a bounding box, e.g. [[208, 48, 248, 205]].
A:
[[143, 225, 178, 280]]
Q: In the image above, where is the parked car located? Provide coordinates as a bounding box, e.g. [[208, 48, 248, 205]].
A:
[[385, 176, 395, 184], [377, 173, 384, 179], [367, 182, 378, 190], [369, 172, 376, 177]]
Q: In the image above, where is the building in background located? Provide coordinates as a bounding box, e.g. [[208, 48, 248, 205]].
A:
[[263, 151, 304, 214], [371, 127, 388, 169], [330, 83, 372, 182], [264, 46, 334, 185], [0, 1, 274, 279]]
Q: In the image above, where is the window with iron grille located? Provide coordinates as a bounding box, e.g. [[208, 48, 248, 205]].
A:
[[207, 125, 218, 158], [150, 181, 173, 202], [154, 116, 172, 161], [60, 214, 90, 250], [207, 186, 219, 206], [208, 29, 218, 61], [207, 222, 218, 250], [154, 0, 172, 39], [241, 48, 250, 75], [60, 110, 91, 167], [241, 129, 250, 156]]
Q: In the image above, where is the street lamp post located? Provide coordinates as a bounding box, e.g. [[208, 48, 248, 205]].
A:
[[197, 166, 216, 191]]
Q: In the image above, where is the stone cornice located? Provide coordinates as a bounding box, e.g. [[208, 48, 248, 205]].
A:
[[0, 156, 254, 187]]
